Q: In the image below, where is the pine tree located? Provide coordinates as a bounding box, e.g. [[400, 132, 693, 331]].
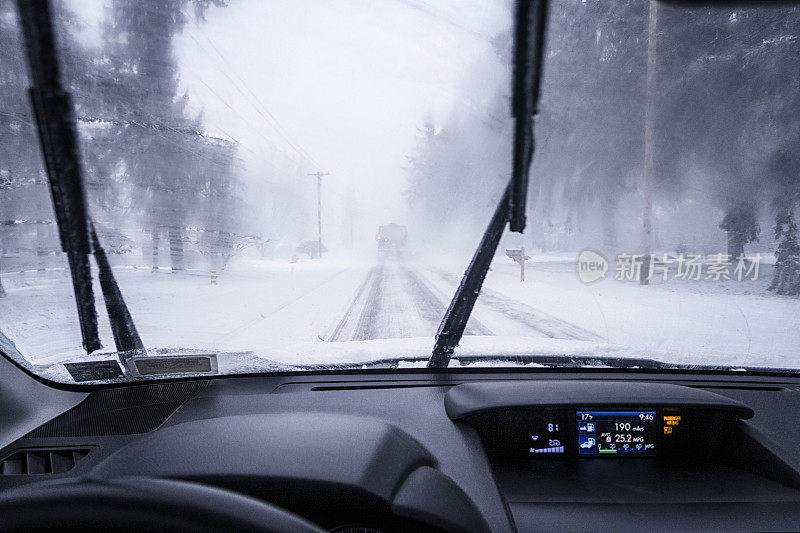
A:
[[768, 149, 800, 295], [0, 0, 55, 296], [92, 0, 228, 271], [719, 204, 760, 261], [194, 137, 242, 277], [769, 200, 800, 295]]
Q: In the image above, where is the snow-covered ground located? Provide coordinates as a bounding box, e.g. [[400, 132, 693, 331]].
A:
[[0, 254, 369, 365], [419, 250, 799, 369], [2, 247, 799, 383]]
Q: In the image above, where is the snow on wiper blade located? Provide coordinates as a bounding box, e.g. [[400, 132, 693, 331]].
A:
[[299, 354, 800, 374], [302, 354, 671, 370]]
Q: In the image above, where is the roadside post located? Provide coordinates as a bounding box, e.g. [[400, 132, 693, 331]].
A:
[[505, 247, 531, 281]]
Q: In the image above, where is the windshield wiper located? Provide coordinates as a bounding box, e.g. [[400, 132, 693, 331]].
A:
[[509, 0, 547, 232], [429, 0, 548, 368], [16, 0, 144, 358], [429, 187, 510, 367]]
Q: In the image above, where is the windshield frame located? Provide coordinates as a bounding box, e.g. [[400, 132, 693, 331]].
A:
[[4, 346, 800, 392]]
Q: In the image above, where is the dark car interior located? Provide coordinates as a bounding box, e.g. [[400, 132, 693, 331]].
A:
[[5, 351, 800, 532]]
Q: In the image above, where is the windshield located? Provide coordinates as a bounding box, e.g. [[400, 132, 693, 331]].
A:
[[2, 0, 800, 384]]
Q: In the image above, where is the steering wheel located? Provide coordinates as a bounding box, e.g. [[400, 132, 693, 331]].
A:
[[0, 476, 325, 532]]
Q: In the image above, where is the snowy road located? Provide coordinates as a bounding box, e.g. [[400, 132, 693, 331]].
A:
[[4, 251, 800, 374], [0, 254, 603, 368], [326, 260, 491, 342], [322, 258, 604, 345]]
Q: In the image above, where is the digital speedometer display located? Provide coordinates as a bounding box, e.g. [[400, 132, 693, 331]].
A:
[[577, 410, 657, 456]]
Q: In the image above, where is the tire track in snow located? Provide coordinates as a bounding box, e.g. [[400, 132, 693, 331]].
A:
[[327, 264, 381, 342], [353, 263, 385, 341], [433, 268, 604, 342], [403, 267, 492, 336], [329, 261, 490, 342]]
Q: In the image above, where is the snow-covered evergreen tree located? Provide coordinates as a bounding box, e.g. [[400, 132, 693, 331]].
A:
[[769, 200, 800, 295], [719, 204, 760, 261]]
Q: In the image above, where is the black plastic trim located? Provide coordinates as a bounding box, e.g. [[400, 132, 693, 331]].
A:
[[444, 380, 755, 420]]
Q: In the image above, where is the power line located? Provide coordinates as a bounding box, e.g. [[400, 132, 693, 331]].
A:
[[191, 29, 319, 167], [76, 115, 233, 144], [390, 0, 491, 41], [177, 61, 280, 150], [176, 48, 321, 183], [63, 9, 300, 179], [181, 10, 320, 168]]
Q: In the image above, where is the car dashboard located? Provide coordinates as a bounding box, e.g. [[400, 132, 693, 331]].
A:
[[3, 367, 800, 532]]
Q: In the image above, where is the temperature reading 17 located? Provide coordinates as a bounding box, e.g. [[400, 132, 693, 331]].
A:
[[580, 413, 593, 420]]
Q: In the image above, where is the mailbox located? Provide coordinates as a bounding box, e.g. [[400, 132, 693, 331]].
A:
[[505, 248, 531, 281], [505, 248, 530, 264]]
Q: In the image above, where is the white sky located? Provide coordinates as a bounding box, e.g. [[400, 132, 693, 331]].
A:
[[65, 0, 510, 239], [174, 0, 510, 230]]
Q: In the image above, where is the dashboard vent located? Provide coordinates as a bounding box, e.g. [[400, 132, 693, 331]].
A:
[[310, 383, 449, 391], [685, 384, 787, 392], [0, 448, 90, 475]]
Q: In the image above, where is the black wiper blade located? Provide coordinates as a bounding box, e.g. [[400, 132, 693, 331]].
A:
[[90, 225, 144, 357], [510, 0, 548, 232], [429, 187, 510, 367], [18, 0, 99, 352], [428, 0, 548, 368], [16, 0, 143, 357]]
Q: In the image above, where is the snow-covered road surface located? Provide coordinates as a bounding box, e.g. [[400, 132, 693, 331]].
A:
[[427, 267, 603, 342], [3, 250, 800, 380], [325, 261, 490, 342]]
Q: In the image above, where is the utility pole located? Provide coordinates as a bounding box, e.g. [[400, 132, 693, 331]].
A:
[[640, 0, 658, 285], [308, 171, 329, 259]]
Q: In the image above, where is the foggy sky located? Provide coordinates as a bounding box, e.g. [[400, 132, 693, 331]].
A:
[[60, 0, 800, 257], [63, 0, 509, 245], [175, 0, 509, 239]]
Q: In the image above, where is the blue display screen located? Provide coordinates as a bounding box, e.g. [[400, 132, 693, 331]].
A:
[[577, 410, 657, 456]]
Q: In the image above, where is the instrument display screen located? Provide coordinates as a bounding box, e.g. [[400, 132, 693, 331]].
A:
[[576, 410, 657, 456]]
